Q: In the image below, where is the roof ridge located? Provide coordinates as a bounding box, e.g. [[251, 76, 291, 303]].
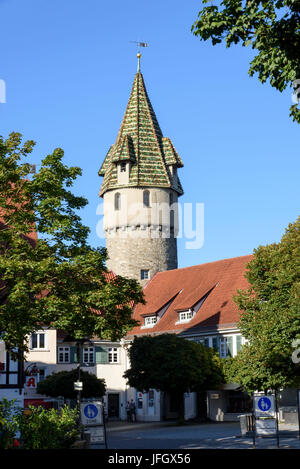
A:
[[153, 254, 253, 276]]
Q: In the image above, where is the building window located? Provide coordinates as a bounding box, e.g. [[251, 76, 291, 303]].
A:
[[219, 337, 233, 358], [38, 369, 46, 383], [141, 269, 150, 280], [114, 192, 121, 210], [30, 332, 46, 350], [0, 341, 6, 372], [143, 190, 150, 207], [58, 346, 70, 363], [178, 310, 194, 323], [219, 338, 227, 358], [144, 316, 157, 327], [236, 334, 242, 353], [193, 337, 210, 348], [108, 347, 119, 363], [83, 347, 94, 364], [120, 162, 126, 172]]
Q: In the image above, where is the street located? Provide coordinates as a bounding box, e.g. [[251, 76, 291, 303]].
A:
[[91, 420, 300, 450]]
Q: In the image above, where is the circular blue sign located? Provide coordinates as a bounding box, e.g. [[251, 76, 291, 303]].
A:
[[258, 397, 272, 412], [84, 404, 98, 419]]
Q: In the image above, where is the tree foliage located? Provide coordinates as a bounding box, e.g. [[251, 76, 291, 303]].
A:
[[16, 405, 78, 449], [0, 132, 144, 354], [225, 216, 300, 391], [123, 334, 224, 394], [192, 0, 300, 123], [37, 368, 106, 399]]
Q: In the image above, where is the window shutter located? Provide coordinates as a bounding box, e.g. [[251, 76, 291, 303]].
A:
[[236, 335, 242, 353], [70, 346, 78, 364], [95, 346, 108, 364], [226, 336, 233, 357], [204, 338, 209, 348]]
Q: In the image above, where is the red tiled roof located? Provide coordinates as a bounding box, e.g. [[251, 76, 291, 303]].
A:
[[127, 255, 253, 337]]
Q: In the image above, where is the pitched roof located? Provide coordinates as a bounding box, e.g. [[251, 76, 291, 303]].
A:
[[126, 255, 253, 338], [99, 71, 184, 196]]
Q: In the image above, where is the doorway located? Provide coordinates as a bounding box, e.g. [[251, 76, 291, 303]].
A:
[[108, 393, 120, 419]]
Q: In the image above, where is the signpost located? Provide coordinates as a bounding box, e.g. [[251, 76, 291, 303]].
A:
[[253, 393, 279, 448], [80, 400, 107, 448]]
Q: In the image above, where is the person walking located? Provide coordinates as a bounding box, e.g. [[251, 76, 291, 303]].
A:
[[129, 399, 136, 422], [126, 401, 131, 422]]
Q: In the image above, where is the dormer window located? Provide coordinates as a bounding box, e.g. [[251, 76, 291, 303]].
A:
[[177, 310, 194, 324], [120, 162, 126, 172], [144, 316, 157, 328]]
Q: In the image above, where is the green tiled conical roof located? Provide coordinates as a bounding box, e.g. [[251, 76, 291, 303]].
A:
[[99, 70, 183, 197]]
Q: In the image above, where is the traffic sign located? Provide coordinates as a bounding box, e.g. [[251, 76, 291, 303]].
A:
[[256, 418, 277, 436], [254, 395, 275, 417], [74, 381, 83, 391], [81, 401, 103, 426]]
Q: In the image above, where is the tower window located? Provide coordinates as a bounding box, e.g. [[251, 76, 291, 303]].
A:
[[143, 190, 150, 207], [141, 269, 150, 280], [120, 162, 126, 172], [114, 192, 121, 210]]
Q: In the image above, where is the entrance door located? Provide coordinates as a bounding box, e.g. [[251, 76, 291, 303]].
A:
[[197, 391, 208, 421], [108, 393, 120, 419]]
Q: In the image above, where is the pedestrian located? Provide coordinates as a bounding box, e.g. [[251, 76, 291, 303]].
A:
[[129, 399, 136, 422], [126, 401, 131, 422]]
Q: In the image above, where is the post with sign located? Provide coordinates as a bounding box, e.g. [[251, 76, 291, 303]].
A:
[[253, 394, 279, 448], [81, 401, 107, 448]]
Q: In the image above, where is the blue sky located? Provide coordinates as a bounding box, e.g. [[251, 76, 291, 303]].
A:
[[0, 0, 299, 269]]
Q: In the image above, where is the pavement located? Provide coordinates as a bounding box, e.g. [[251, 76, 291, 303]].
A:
[[89, 420, 300, 450]]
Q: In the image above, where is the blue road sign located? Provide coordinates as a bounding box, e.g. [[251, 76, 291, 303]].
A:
[[257, 397, 272, 412], [84, 404, 98, 420]]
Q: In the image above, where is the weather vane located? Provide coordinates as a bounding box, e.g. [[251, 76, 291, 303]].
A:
[[129, 41, 149, 72]]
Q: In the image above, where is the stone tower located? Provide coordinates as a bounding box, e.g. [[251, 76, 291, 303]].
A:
[[99, 54, 184, 285]]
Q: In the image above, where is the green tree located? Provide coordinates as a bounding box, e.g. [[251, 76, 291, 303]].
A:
[[123, 334, 224, 418], [0, 132, 144, 355], [16, 405, 78, 449], [192, 1, 300, 123], [37, 368, 106, 400], [0, 398, 21, 449], [225, 216, 300, 392]]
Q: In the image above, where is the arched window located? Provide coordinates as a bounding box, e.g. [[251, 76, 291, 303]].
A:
[[114, 192, 121, 211], [143, 190, 150, 207]]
